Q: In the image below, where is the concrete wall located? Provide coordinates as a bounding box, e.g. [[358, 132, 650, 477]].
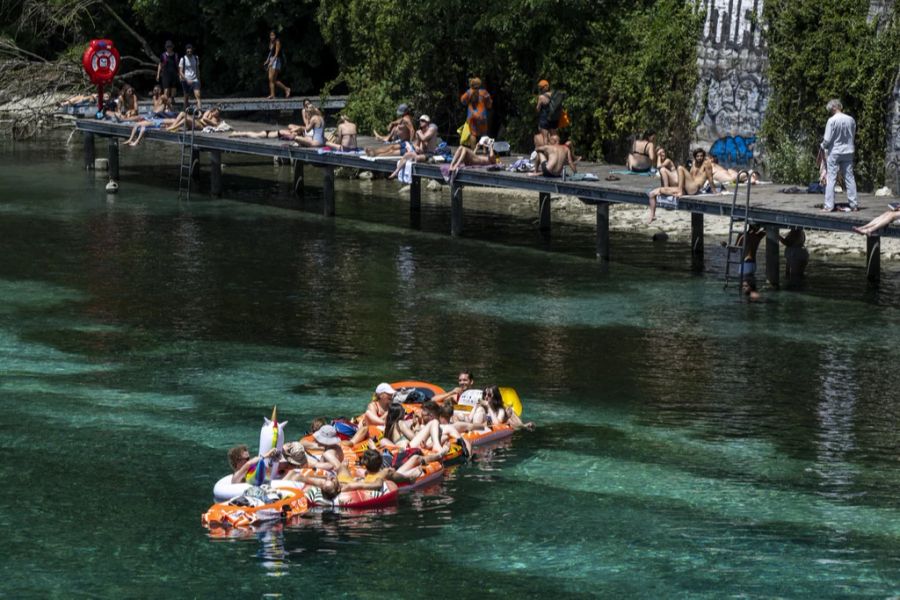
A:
[[693, 0, 768, 149]]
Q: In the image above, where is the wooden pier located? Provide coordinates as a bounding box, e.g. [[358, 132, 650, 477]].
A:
[[62, 95, 347, 117], [74, 118, 898, 285]]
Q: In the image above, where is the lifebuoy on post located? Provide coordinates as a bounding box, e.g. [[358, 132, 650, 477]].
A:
[[81, 39, 120, 114]]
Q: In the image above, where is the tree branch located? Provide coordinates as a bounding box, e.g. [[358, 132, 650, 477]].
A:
[[99, 1, 157, 64]]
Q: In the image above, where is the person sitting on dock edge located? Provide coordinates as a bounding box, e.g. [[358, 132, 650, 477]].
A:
[[368, 105, 416, 157], [325, 115, 358, 151], [528, 133, 576, 178]]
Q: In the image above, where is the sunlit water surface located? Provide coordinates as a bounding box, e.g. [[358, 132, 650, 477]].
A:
[[2, 133, 900, 597]]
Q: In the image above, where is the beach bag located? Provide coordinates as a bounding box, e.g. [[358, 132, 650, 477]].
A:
[[558, 109, 571, 129], [457, 122, 472, 147], [547, 90, 566, 121]]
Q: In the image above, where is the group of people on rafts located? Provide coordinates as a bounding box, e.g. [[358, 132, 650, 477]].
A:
[[225, 371, 533, 504]]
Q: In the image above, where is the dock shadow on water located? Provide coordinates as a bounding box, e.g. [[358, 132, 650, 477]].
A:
[[2, 132, 900, 597]]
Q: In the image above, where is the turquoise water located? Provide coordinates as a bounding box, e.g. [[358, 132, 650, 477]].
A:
[[2, 133, 900, 597]]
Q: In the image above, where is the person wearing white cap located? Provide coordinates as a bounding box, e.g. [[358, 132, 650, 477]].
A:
[[365, 383, 396, 426], [387, 115, 441, 181]]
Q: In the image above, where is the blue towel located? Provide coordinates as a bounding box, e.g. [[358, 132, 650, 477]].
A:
[[610, 169, 656, 177]]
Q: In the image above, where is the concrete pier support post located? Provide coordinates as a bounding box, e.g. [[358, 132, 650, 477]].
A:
[[410, 176, 422, 213], [539, 192, 551, 232], [107, 137, 119, 181], [867, 235, 881, 283], [596, 201, 610, 262], [765, 224, 780, 289], [209, 150, 223, 197], [84, 132, 95, 170], [450, 183, 464, 236], [323, 165, 335, 217], [291, 160, 304, 197], [691, 212, 704, 270]]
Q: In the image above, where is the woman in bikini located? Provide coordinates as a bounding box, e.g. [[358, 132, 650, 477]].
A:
[[470, 385, 534, 431], [164, 107, 221, 132], [449, 138, 498, 172], [656, 146, 677, 185], [626, 130, 657, 172], [116, 85, 141, 121]]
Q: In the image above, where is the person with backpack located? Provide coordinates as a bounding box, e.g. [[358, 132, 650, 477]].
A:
[[536, 79, 565, 147], [178, 43, 201, 111], [156, 40, 179, 104]]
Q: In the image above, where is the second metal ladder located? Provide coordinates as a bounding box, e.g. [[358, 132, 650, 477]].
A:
[[177, 108, 197, 200], [723, 170, 753, 293]]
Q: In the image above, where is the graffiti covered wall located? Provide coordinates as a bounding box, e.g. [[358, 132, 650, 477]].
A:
[[693, 0, 768, 147]]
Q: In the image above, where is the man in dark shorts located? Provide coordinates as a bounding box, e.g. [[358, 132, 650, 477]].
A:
[[156, 40, 179, 104]]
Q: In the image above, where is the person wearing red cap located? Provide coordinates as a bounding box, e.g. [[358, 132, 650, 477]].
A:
[[535, 79, 560, 148]]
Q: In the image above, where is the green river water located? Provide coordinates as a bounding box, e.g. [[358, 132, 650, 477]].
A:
[[2, 132, 900, 598]]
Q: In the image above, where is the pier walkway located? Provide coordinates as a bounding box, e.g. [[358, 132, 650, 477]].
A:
[[74, 117, 897, 285], [62, 95, 347, 117]]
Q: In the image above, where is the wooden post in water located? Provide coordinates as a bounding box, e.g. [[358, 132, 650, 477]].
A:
[[84, 132, 95, 170], [867, 235, 881, 283], [291, 160, 304, 197], [190, 149, 201, 181], [595, 201, 610, 262], [107, 137, 119, 181], [539, 192, 551, 232], [450, 182, 464, 236], [209, 150, 223, 197], [323, 165, 335, 217], [410, 175, 422, 213], [765, 224, 780, 289], [691, 212, 704, 270]]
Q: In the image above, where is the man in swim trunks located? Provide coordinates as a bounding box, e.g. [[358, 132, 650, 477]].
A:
[[367, 104, 416, 157], [387, 115, 441, 179], [528, 134, 577, 178]]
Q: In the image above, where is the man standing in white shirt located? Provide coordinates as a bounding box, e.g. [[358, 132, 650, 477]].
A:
[[179, 43, 201, 112], [821, 99, 858, 212]]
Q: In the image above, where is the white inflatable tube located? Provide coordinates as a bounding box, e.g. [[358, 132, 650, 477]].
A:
[[213, 475, 303, 502]]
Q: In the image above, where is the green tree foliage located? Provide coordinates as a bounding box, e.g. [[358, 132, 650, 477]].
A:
[[317, 0, 703, 161], [762, 0, 900, 188]]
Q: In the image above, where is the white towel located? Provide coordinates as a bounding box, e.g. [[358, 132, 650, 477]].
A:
[[398, 160, 413, 184]]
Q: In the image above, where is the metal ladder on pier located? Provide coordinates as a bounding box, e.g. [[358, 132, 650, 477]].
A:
[[723, 170, 753, 293], [177, 107, 197, 200]]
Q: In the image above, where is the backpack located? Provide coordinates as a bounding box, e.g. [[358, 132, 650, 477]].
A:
[[547, 90, 566, 121]]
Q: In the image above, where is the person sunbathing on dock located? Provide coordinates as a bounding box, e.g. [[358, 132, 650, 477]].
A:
[[709, 156, 760, 185], [528, 134, 577, 178], [625, 130, 657, 173], [470, 386, 535, 431], [123, 116, 179, 147], [388, 115, 440, 179], [646, 153, 716, 223], [367, 105, 416, 157], [449, 137, 500, 172], [164, 107, 221, 132], [325, 115, 358, 151], [227, 444, 278, 484], [853, 207, 900, 236], [292, 105, 326, 147]]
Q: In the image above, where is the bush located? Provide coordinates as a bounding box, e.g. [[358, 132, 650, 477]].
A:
[[763, 137, 818, 185]]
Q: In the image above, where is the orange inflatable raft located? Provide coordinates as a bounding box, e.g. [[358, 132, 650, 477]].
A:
[[202, 485, 308, 529]]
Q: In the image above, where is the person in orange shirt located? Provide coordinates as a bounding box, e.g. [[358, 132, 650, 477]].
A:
[[460, 77, 492, 143]]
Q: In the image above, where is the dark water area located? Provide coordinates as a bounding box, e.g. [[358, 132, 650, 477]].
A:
[[2, 132, 900, 598]]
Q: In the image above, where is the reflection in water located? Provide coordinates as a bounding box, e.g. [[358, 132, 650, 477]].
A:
[[258, 526, 289, 577], [814, 348, 859, 503]]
